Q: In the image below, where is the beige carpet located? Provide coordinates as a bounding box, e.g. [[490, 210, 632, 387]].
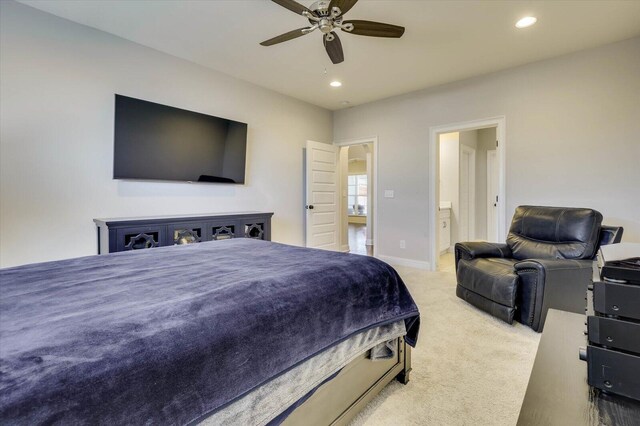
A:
[[349, 255, 541, 426]]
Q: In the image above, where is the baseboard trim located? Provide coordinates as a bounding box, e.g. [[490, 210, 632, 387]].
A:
[[340, 244, 350, 253], [377, 255, 431, 270]]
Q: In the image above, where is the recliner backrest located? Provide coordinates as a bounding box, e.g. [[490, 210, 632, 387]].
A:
[[506, 206, 603, 260]]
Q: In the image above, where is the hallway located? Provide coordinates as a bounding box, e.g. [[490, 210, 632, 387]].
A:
[[348, 223, 373, 256], [438, 252, 455, 273]]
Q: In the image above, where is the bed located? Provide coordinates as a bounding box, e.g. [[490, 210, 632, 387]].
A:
[[0, 239, 420, 425]]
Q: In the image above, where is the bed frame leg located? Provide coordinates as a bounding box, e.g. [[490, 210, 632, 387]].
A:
[[396, 337, 412, 385]]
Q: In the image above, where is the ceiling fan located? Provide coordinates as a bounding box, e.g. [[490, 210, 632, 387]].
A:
[[260, 0, 405, 64]]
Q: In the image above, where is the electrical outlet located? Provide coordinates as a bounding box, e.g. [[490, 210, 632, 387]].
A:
[[384, 190, 394, 198], [400, 240, 406, 249]]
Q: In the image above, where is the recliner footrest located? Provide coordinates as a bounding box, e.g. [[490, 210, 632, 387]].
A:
[[456, 284, 515, 324]]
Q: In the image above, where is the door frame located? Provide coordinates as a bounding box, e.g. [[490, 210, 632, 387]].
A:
[[429, 117, 506, 271], [459, 144, 476, 242], [486, 149, 499, 242], [334, 136, 379, 257]]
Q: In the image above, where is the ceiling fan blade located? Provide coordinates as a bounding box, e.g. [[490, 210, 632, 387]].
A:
[[343, 20, 405, 38], [329, 0, 359, 15], [260, 28, 308, 46], [271, 0, 311, 16], [324, 32, 344, 64]]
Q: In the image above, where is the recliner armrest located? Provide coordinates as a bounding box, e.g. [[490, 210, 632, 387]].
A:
[[514, 258, 593, 273], [454, 242, 511, 270], [514, 258, 593, 331]]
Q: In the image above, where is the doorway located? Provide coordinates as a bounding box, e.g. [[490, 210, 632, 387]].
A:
[[346, 145, 372, 255], [336, 137, 378, 257], [430, 117, 506, 271], [459, 144, 476, 243]]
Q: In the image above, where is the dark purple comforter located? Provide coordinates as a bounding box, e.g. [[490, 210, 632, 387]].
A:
[[0, 239, 419, 425]]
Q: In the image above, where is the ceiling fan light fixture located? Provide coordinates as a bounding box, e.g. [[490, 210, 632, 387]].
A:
[[515, 16, 537, 29], [330, 80, 342, 87]]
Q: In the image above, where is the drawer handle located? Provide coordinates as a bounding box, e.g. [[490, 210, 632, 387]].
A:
[[442, 221, 447, 228]]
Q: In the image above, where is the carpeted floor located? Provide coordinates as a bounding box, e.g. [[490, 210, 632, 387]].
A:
[[349, 255, 541, 426]]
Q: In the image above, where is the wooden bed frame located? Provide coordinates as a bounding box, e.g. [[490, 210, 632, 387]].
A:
[[282, 337, 412, 425]]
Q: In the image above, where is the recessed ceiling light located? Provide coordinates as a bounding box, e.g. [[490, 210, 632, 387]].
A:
[[515, 16, 537, 29], [330, 81, 342, 87]]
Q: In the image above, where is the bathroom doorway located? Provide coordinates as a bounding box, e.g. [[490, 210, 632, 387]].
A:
[[431, 117, 506, 271]]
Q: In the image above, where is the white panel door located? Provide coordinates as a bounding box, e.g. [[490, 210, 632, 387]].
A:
[[487, 149, 499, 242], [459, 145, 476, 242], [305, 140, 339, 250]]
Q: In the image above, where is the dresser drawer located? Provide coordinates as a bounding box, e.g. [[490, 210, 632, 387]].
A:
[[115, 227, 167, 251]]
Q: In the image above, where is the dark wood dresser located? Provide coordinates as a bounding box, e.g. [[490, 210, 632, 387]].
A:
[[517, 309, 640, 425], [93, 212, 273, 254]]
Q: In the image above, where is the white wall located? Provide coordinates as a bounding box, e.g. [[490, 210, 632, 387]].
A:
[[458, 129, 478, 242], [348, 159, 367, 175], [0, 1, 333, 267], [439, 132, 459, 245], [334, 37, 640, 266], [459, 130, 478, 150]]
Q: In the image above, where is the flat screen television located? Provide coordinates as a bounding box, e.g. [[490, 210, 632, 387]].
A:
[[113, 94, 247, 184]]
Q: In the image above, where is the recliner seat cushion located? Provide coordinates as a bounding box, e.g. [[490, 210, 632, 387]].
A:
[[457, 257, 519, 308], [507, 206, 603, 260]]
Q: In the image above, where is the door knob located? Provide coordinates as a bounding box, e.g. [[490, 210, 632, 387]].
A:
[[305, 205, 315, 210]]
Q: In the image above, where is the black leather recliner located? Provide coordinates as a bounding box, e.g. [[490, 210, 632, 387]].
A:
[[455, 206, 622, 332]]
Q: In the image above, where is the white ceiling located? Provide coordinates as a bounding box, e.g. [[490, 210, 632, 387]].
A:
[[19, 0, 640, 111]]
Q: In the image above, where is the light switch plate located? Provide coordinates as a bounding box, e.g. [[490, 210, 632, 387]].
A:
[[384, 190, 394, 198]]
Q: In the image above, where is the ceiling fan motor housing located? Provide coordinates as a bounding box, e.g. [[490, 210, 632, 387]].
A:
[[309, 1, 344, 33], [310, 1, 332, 17]]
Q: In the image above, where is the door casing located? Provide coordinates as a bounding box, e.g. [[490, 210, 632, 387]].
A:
[[487, 149, 499, 242]]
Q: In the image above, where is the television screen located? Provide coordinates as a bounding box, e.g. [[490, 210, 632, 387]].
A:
[[113, 95, 247, 184]]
